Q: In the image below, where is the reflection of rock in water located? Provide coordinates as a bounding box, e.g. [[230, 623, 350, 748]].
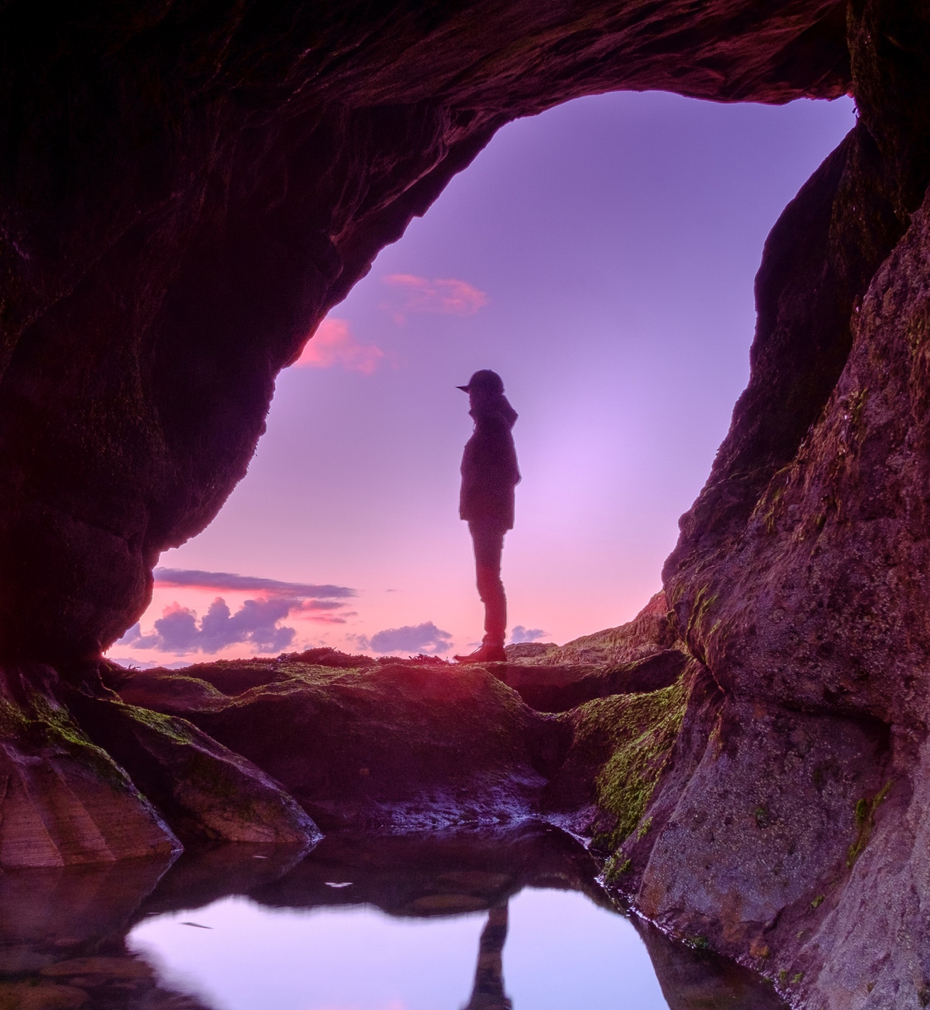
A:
[[0, 855, 215, 1009], [635, 920, 790, 1010], [463, 902, 512, 1010]]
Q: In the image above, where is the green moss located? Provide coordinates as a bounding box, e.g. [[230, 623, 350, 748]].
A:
[[848, 780, 892, 867], [584, 677, 688, 849], [183, 749, 263, 821], [686, 587, 718, 641], [0, 695, 132, 793], [810, 894, 825, 909], [119, 703, 196, 745], [848, 387, 869, 431], [762, 485, 786, 534], [602, 855, 632, 883], [855, 796, 869, 827]]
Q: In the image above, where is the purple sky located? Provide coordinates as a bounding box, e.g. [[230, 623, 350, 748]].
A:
[[111, 90, 856, 666]]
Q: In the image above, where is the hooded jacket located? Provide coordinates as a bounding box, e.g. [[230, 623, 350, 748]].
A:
[[459, 394, 520, 528]]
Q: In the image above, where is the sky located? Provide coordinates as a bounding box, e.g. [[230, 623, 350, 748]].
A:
[[110, 89, 856, 667]]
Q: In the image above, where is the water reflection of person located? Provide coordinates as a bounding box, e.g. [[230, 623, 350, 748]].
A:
[[462, 901, 513, 1010]]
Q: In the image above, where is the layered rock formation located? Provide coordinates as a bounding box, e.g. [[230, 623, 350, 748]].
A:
[[2, 1, 930, 1008]]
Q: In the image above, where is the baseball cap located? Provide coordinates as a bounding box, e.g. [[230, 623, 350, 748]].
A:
[[457, 369, 504, 394]]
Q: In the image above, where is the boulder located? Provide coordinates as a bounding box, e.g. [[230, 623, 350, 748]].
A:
[[0, 665, 179, 867], [118, 658, 570, 831], [69, 693, 321, 847]]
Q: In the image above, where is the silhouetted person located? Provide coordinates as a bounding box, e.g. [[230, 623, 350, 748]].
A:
[[454, 370, 520, 664], [462, 901, 513, 1010]]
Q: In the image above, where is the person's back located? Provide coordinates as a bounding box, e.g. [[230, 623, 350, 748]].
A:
[[454, 370, 520, 663]]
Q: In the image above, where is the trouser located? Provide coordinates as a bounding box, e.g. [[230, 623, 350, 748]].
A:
[[468, 519, 508, 648], [464, 901, 512, 1009]]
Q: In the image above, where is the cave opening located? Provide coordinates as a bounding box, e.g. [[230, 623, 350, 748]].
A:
[[109, 90, 853, 671]]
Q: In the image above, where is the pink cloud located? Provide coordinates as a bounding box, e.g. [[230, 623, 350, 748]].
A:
[[294, 318, 384, 375], [381, 274, 488, 323]]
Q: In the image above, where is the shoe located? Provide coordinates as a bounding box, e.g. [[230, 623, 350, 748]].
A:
[[454, 643, 508, 664]]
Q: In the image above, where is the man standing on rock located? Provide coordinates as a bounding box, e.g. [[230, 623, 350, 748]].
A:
[[454, 370, 520, 664]]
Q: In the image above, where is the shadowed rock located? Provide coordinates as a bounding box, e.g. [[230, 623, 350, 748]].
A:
[[68, 693, 321, 847], [118, 658, 570, 831], [494, 650, 687, 713], [0, 666, 179, 866]]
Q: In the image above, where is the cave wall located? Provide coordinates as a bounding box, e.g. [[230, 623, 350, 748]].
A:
[[652, 4, 930, 1006]]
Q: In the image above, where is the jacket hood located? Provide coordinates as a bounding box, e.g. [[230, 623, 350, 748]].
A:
[[470, 393, 518, 429]]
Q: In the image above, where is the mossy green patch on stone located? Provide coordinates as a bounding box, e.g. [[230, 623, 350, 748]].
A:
[[566, 677, 688, 851], [636, 815, 653, 839], [0, 695, 136, 794], [686, 586, 719, 641], [847, 780, 892, 867], [602, 855, 632, 883], [118, 703, 196, 745]]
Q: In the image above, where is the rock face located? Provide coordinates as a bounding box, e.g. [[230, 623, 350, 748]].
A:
[[0, 665, 180, 866], [497, 590, 688, 711]]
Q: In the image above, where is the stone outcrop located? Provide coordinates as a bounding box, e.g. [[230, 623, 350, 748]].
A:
[[0, 665, 180, 866], [114, 657, 569, 830], [69, 692, 321, 846], [498, 590, 687, 711]]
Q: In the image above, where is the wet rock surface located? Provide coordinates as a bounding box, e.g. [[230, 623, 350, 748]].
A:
[[115, 658, 569, 831]]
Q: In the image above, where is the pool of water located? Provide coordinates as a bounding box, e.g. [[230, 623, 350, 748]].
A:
[[0, 824, 788, 1010], [129, 887, 669, 1010]]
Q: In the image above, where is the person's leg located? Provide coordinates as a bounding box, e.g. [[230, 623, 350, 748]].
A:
[[462, 901, 512, 1010], [470, 519, 507, 649]]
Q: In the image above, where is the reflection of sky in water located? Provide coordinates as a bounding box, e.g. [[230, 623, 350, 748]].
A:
[[128, 887, 670, 1009]]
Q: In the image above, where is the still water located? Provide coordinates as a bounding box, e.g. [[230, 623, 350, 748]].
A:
[[130, 888, 667, 1009], [0, 824, 788, 1010]]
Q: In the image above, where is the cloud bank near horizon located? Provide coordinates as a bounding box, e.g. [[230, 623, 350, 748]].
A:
[[153, 568, 355, 599], [116, 569, 358, 656], [511, 625, 547, 644], [355, 621, 454, 655]]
